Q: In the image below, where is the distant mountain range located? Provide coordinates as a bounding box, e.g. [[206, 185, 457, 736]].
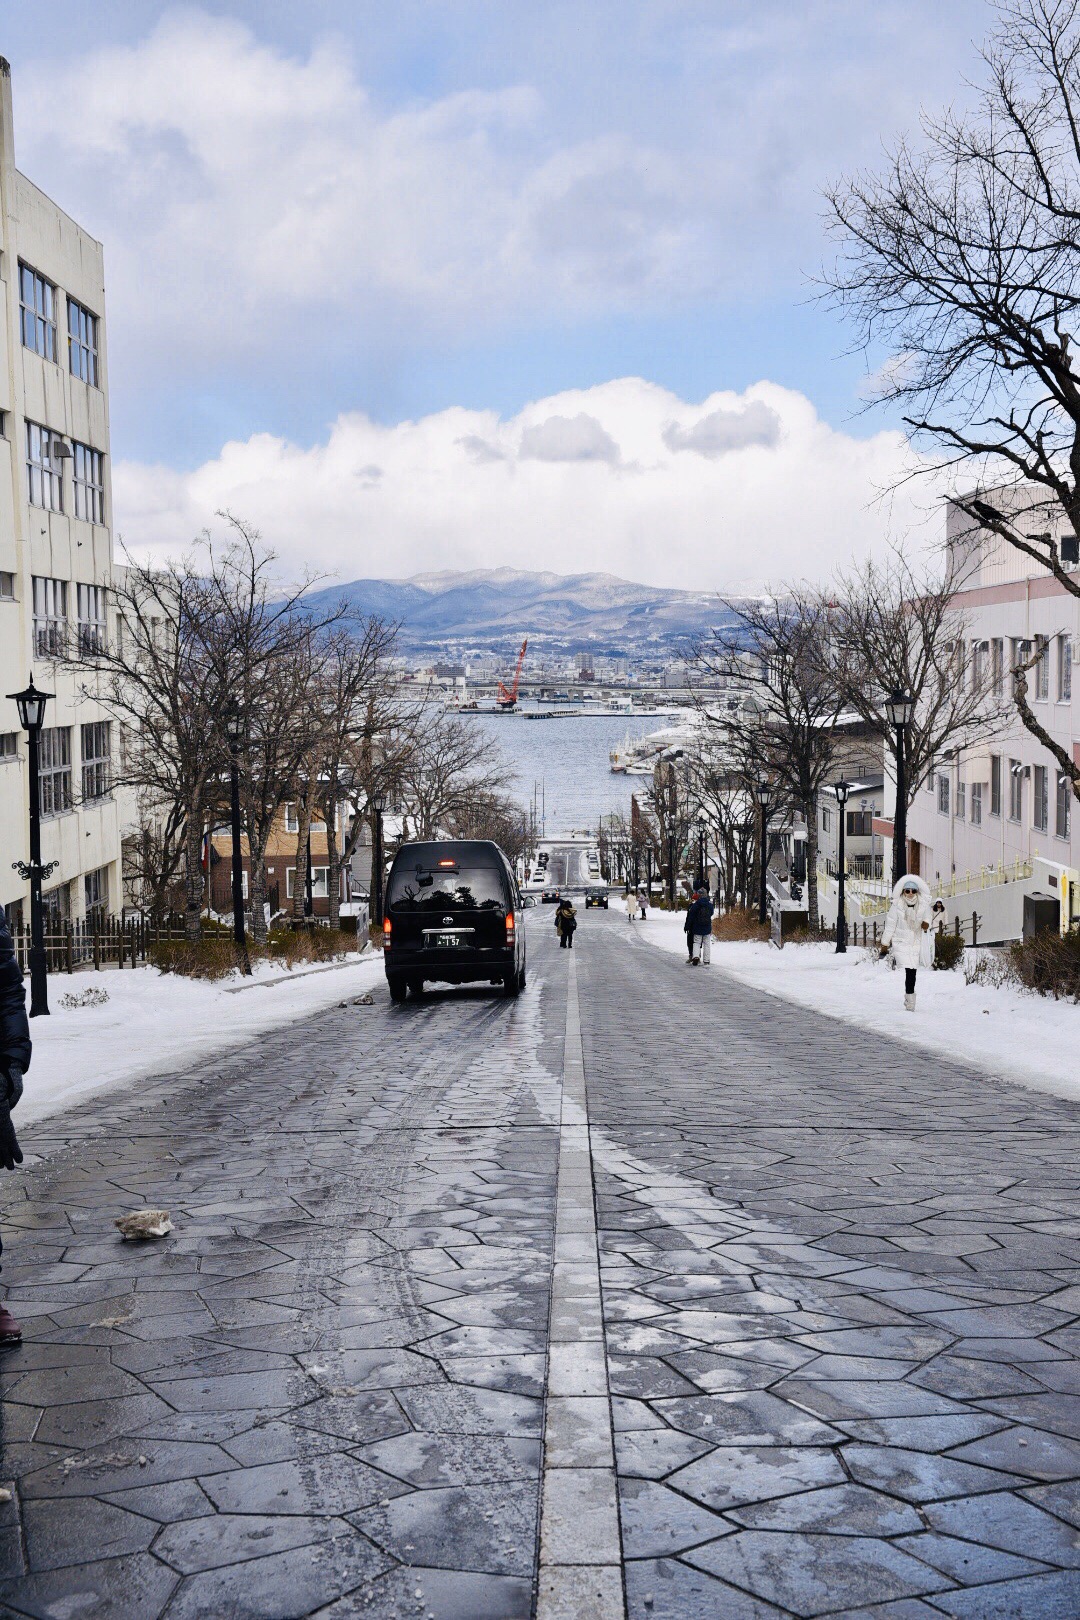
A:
[[306, 567, 740, 657]]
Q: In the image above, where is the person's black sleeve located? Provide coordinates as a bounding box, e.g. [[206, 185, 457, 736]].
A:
[[0, 914, 31, 1078]]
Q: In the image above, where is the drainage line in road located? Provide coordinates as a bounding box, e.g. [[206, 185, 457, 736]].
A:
[[536, 951, 625, 1619]]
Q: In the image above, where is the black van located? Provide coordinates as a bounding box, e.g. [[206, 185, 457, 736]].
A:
[[383, 839, 526, 1002]]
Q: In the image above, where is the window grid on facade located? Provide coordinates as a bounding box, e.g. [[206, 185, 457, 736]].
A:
[[73, 443, 104, 523], [992, 638, 1004, 695], [0, 571, 14, 600], [39, 727, 73, 819], [1034, 765, 1048, 832], [937, 773, 950, 815], [956, 781, 965, 821], [1009, 760, 1023, 822], [77, 584, 107, 655], [286, 867, 329, 899], [26, 421, 63, 512], [68, 299, 98, 385], [971, 782, 983, 826], [19, 263, 56, 360], [1060, 636, 1073, 703], [84, 866, 109, 921], [846, 810, 872, 837], [42, 883, 71, 925], [0, 733, 18, 763], [991, 754, 1002, 817], [32, 576, 67, 658], [81, 721, 111, 802], [1057, 773, 1072, 839], [1036, 636, 1050, 700]]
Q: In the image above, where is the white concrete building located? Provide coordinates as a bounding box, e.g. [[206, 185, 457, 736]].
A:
[[905, 496, 1079, 933], [0, 58, 121, 932]]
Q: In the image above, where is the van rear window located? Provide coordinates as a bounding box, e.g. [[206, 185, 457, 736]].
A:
[[387, 865, 506, 912]]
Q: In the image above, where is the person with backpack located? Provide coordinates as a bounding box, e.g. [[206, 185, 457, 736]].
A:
[[684, 886, 715, 966], [554, 897, 578, 949]]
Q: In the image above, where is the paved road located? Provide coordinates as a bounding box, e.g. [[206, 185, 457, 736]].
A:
[[0, 915, 1079, 1617]]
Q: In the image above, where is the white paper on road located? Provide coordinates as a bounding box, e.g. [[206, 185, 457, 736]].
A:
[[635, 914, 1080, 1105]]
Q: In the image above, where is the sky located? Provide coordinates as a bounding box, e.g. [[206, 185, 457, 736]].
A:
[[4, 0, 993, 590]]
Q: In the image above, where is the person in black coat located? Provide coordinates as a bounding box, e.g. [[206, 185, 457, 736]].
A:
[[0, 908, 30, 1345]]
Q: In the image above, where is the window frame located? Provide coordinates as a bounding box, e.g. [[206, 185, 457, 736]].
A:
[[26, 421, 63, 513], [937, 773, 950, 816], [1035, 635, 1050, 701], [990, 754, 1002, 818], [19, 262, 57, 361], [83, 865, 109, 921], [1008, 759, 1023, 823], [1059, 635, 1073, 704], [32, 576, 68, 659], [80, 720, 111, 802], [970, 781, 983, 826], [1033, 764, 1048, 833], [67, 297, 99, 386], [76, 583, 107, 656], [1056, 772, 1072, 840], [38, 726, 73, 820], [73, 442, 104, 524]]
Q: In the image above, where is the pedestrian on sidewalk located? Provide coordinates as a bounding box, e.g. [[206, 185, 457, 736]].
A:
[[624, 889, 637, 923], [637, 887, 648, 920], [879, 874, 933, 1010], [0, 908, 29, 1346], [685, 886, 715, 966], [554, 897, 577, 949], [930, 898, 948, 968]]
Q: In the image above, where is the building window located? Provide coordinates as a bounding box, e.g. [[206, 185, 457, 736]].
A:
[[846, 810, 873, 837], [73, 443, 104, 523], [0, 571, 14, 600], [1059, 636, 1073, 703], [19, 263, 57, 360], [1008, 759, 1023, 822], [1035, 636, 1050, 700], [1033, 765, 1048, 832], [32, 576, 68, 658], [1057, 772, 1073, 839], [285, 802, 298, 834], [26, 422, 63, 512], [956, 781, 965, 821], [84, 865, 109, 923], [68, 299, 99, 386], [971, 781, 983, 826], [1063, 532, 1080, 566], [286, 867, 329, 899], [991, 638, 1003, 695], [77, 584, 107, 655], [0, 733, 18, 763], [81, 721, 111, 801], [43, 883, 72, 926], [990, 754, 1002, 817], [821, 807, 831, 833], [937, 773, 950, 815], [39, 727, 73, 819]]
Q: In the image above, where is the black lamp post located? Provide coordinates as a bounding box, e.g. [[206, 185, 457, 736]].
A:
[[224, 708, 250, 972], [756, 772, 770, 926], [8, 675, 57, 1017], [371, 794, 386, 928], [833, 779, 850, 953], [883, 689, 916, 885]]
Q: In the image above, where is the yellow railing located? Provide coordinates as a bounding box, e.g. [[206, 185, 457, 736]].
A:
[[821, 857, 1034, 916]]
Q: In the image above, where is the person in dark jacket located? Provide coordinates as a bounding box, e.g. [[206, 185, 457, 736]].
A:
[[684, 888, 715, 966], [554, 898, 577, 949], [0, 909, 29, 1345]]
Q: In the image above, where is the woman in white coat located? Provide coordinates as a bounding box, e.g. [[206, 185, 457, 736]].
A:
[[880, 874, 934, 1010], [624, 889, 637, 923]]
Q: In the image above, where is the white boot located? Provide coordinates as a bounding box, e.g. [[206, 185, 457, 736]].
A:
[[904, 992, 915, 1012]]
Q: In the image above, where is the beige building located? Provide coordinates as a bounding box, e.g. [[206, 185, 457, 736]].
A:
[[0, 58, 121, 932]]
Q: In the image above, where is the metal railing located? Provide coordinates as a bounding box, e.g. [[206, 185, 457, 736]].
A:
[[11, 913, 189, 974]]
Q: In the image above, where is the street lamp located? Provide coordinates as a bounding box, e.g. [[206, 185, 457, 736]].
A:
[[883, 689, 916, 886], [833, 779, 850, 953], [223, 707, 250, 972], [755, 772, 770, 926], [371, 793, 386, 928], [7, 675, 57, 1017]]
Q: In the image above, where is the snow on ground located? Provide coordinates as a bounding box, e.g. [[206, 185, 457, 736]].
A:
[[19, 952, 385, 1127], [635, 912, 1080, 1105]]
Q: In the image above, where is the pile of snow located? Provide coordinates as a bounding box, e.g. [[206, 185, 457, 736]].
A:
[[635, 912, 1080, 1104], [20, 953, 384, 1126]]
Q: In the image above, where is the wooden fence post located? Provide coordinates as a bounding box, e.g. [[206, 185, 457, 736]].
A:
[[65, 922, 73, 973], [972, 910, 979, 948]]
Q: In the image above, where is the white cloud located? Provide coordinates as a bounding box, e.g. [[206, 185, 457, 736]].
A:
[[114, 378, 941, 592], [519, 414, 620, 463], [663, 400, 781, 457]]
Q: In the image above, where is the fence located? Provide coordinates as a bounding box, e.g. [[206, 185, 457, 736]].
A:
[[11, 913, 189, 974], [851, 912, 983, 949]]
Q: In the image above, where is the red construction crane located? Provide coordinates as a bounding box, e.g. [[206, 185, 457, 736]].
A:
[[496, 638, 528, 708]]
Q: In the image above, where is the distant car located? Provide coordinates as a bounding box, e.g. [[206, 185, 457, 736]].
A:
[[541, 887, 560, 903], [584, 887, 609, 909]]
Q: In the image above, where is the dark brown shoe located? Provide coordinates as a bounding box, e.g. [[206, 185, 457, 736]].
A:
[[0, 1306, 22, 1345]]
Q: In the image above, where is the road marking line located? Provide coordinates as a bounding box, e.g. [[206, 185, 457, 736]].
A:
[[537, 950, 624, 1620]]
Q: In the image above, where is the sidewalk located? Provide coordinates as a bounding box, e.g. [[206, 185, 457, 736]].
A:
[[633, 912, 1080, 1106]]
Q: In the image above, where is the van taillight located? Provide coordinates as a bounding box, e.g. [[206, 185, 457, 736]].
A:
[[505, 911, 514, 938], [383, 916, 391, 946]]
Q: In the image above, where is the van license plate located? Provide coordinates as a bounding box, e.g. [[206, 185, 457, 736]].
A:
[[433, 933, 459, 948]]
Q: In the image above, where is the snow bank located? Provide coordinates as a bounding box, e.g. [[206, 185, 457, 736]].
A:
[[635, 913, 1080, 1105], [19, 953, 385, 1126]]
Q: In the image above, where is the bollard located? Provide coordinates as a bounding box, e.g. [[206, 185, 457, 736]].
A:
[[972, 910, 979, 947]]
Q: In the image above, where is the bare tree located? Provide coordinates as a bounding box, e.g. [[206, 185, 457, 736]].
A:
[[397, 710, 502, 840], [828, 551, 1006, 881], [824, 0, 1080, 796], [695, 591, 844, 928]]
